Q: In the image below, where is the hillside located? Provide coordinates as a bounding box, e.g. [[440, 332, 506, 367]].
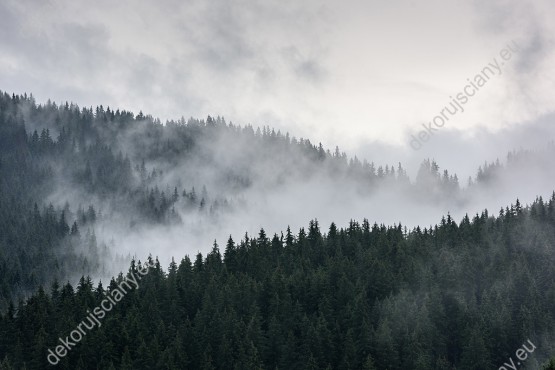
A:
[[1, 92, 555, 369], [1, 198, 555, 369]]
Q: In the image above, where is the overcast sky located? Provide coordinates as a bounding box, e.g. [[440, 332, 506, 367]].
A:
[[1, 0, 554, 164]]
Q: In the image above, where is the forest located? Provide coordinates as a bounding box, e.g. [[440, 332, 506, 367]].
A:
[[1, 91, 555, 369], [2, 198, 555, 369]]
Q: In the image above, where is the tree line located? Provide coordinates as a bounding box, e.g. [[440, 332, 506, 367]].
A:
[[2, 196, 555, 368]]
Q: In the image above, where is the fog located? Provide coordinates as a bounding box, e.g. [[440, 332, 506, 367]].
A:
[[2, 0, 554, 277], [30, 106, 554, 274], [2, 0, 554, 151]]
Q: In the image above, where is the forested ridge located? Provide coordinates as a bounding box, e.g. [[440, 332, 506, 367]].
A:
[[1, 197, 555, 369], [0, 91, 466, 310], [2, 91, 555, 369]]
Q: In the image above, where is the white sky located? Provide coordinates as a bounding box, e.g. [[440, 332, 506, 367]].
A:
[[0, 0, 554, 157]]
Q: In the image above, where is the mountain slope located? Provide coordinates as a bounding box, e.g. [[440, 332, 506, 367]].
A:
[[1, 197, 555, 369]]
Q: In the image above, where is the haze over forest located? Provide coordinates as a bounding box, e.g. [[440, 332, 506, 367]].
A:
[[1, 91, 555, 368], [1, 0, 555, 369], [3, 92, 555, 273]]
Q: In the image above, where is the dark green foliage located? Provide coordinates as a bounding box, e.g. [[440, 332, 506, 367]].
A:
[[1, 197, 555, 369], [3, 91, 555, 368], [0, 91, 438, 310]]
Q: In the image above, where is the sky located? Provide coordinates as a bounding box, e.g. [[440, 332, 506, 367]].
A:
[[0, 0, 554, 166]]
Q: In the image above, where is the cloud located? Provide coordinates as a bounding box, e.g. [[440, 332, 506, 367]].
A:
[[0, 0, 553, 153]]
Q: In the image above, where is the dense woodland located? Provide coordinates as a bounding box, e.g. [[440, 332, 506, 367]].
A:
[[2, 91, 555, 368], [1, 197, 555, 369], [0, 91, 467, 310]]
